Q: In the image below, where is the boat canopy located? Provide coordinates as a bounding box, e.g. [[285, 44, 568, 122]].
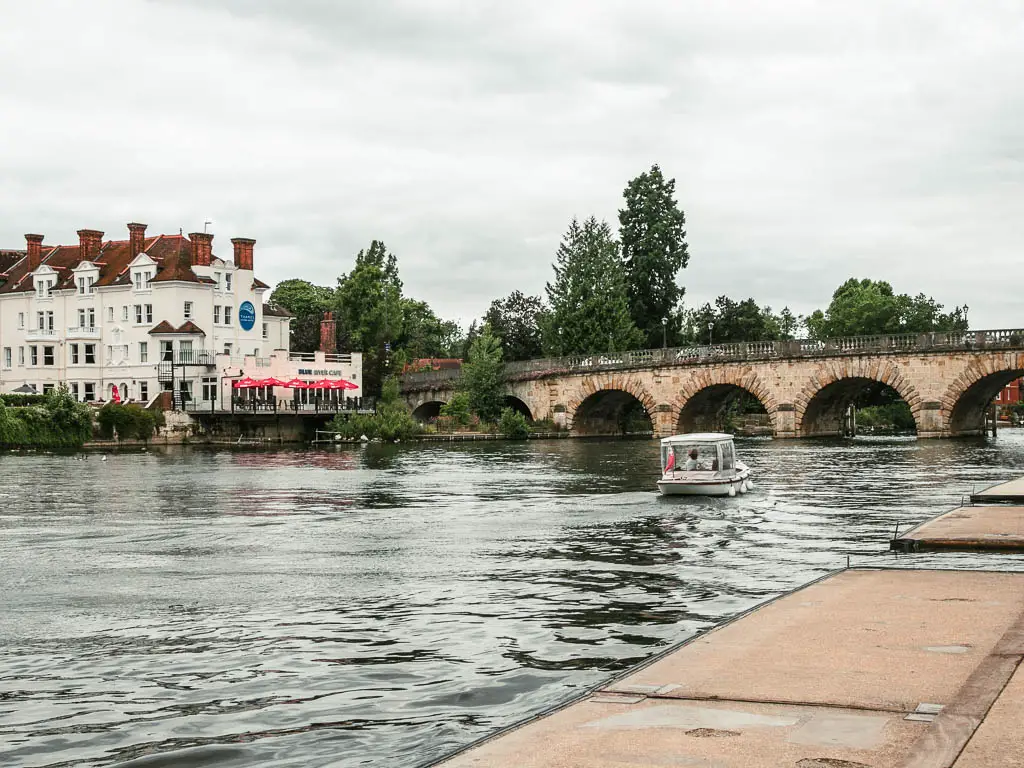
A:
[[660, 433, 734, 445]]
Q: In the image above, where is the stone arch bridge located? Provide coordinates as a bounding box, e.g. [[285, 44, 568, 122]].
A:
[[400, 330, 1024, 438]]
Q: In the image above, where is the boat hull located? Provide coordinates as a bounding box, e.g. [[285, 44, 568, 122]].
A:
[[657, 467, 752, 497]]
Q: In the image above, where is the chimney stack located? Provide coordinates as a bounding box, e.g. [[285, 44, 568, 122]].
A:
[[188, 232, 213, 266], [230, 237, 255, 271], [320, 311, 337, 354], [77, 229, 104, 263], [24, 234, 44, 272], [127, 222, 147, 259]]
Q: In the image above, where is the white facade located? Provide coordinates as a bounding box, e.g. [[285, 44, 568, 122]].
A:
[[0, 226, 292, 405]]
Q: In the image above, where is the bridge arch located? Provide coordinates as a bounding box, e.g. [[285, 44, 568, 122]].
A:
[[503, 395, 533, 420], [942, 354, 1024, 435], [672, 369, 778, 435], [567, 376, 656, 436], [411, 400, 447, 421], [795, 360, 922, 437]]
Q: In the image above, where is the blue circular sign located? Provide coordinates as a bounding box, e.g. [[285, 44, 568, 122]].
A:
[[239, 301, 256, 331]]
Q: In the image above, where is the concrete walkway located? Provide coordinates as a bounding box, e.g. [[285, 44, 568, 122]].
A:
[[892, 506, 1024, 552], [970, 477, 1024, 503], [432, 569, 1024, 768]]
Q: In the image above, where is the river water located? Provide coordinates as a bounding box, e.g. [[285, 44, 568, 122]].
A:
[[2, 434, 1024, 768]]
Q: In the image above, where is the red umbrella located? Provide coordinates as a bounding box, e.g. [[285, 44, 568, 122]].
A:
[[309, 378, 334, 389], [258, 377, 287, 387], [233, 377, 259, 389], [284, 378, 309, 389], [333, 379, 359, 390]]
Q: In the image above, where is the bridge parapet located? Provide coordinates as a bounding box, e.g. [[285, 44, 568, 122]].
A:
[[400, 329, 1024, 391]]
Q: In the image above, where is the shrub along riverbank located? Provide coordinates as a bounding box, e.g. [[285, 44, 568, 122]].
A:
[[0, 388, 94, 450]]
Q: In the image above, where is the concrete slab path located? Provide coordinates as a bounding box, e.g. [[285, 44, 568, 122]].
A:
[[431, 569, 1024, 768], [892, 506, 1024, 552], [970, 477, 1024, 503]]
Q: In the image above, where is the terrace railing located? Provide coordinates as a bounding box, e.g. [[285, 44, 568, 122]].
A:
[[400, 329, 1024, 390]]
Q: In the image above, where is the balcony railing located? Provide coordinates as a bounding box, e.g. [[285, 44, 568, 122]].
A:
[[25, 328, 58, 341], [66, 325, 101, 339], [288, 352, 354, 364], [399, 329, 1024, 390]]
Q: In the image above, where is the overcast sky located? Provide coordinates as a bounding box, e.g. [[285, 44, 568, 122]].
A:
[[1, 0, 1022, 330]]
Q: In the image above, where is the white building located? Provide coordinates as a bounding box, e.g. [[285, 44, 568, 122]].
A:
[[0, 223, 303, 406]]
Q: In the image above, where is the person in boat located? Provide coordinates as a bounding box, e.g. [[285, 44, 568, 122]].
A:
[[684, 448, 699, 470]]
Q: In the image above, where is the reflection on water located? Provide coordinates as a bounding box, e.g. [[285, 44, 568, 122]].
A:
[[2, 434, 1024, 767]]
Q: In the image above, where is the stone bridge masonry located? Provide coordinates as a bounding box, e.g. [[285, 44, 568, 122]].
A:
[[400, 330, 1024, 439]]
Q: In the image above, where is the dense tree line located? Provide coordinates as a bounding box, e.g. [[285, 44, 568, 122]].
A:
[[270, 163, 968, 414]]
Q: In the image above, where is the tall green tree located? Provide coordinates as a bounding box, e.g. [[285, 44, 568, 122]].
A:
[[396, 298, 462, 362], [542, 217, 643, 356], [269, 279, 336, 353], [460, 325, 505, 422], [334, 240, 404, 395], [619, 164, 690, 348], [484, 291, 545, 361], [806, 279, 967, 339], [682, 297, 802, 344]]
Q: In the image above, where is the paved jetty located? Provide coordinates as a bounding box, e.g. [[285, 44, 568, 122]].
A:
[[433, 569, 1024, 768], [892, 506, 1024, 552], [970, 477, 1024, 503]]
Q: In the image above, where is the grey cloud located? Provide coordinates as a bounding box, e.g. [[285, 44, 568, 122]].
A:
[[1, 0, 1023, 331]]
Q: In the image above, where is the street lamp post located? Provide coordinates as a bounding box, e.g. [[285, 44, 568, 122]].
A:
[[708, 322, 714, 346], [661, 317, 668, 349]]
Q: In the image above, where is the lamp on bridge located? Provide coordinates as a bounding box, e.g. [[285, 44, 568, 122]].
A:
[[661, 317, 668, 349], [963, 304, 969, 330], [708, 321, 714, 346]]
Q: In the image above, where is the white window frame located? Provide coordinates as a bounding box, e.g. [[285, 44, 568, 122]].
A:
[[225, 273, 232, 292], [84, 344, 96, 365], [213, 306, 221, 324], [70, 343, 79, 364], [224, 306, 232, 326], [2, 347, 10, 369], [184, 301, 193, 320], [139, 341, 148, 363], [17, 312, 24, 329], [145, 304, 153, 324]]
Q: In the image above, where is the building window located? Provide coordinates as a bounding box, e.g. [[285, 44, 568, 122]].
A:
[[184, 301, 193, 320], [107, 307, 114, 322], [214, 272, 222, 290], [140, 381, 149, 402], [84, 344, 96, 365], [43, 383, 54, 394], [18, 347, 24, 366], [70, 382, 79, 400], [134, 305, 142, 324], [43, 346, 54, 366], [37, 311, 44, 330], [71, 344, 79, 364], [30, 346, 38, 366], [225, 273, 232, 292], [145, 270, 152, 287], [160, 341, 173, 362], [88, 275, 95, 294], [223, 342, 232, 356], [2, 347, 10, 369], [47, 311, 54, 331], [17, 312, 24, 329], [202, 377, 217, 401], [84, 383, 95, 402], [134, 271, 143, 290], [145, 304, 153, 324], [78, 276, 87, 295], [213, 306, 221, 324], [262, 322, 268, 340], [139, 341, 148, 363], [122, 305, 128, 321], [224, 306, 232, 326]]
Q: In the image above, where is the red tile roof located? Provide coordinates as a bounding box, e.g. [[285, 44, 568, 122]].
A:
[[262, 303, 293, 318], [252, 277, 270, 289], [148, 320, 208, 335], [0, 250, 25, 277]]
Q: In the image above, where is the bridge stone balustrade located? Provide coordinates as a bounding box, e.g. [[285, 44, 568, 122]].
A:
[[401, 330, 1024, 438]]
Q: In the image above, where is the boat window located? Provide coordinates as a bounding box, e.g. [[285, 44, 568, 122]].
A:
[[665, 443, 718, 472], [720, 442, 735, 471]]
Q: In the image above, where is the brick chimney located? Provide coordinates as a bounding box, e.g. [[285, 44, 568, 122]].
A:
[[188, 232, 213, 267], [24, 234, 44, 272], [127, 222, 147, 259], [230, 237, 255, 271], [78, 229, 104, 263], [320, 311, 337, 354]]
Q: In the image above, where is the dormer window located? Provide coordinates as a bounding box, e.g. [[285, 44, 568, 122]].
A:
[[214, 272, 222, 290], [88, 276, 96, 293], [134, 271, 143, 290], [225, 273, 232, 292]]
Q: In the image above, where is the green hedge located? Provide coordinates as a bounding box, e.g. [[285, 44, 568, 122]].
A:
[[0, 393, 47, 407], [0, 388, 94, 449], [96, 403, 162, 441]]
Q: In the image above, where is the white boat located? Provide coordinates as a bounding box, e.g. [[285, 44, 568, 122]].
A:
[[656, 433, 753, 497]]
